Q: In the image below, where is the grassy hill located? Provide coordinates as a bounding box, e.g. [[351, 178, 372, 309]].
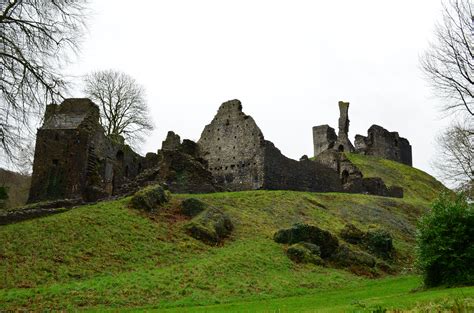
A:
[[1, 155, 470, 312]]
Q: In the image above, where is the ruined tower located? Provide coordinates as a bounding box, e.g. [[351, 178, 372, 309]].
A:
[[28, 98, 144, 203], [335, 101, 355, 153], [313, 101, 354, 158]]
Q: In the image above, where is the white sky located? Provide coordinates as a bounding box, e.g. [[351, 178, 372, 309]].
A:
[[67, 0, 449, 179]]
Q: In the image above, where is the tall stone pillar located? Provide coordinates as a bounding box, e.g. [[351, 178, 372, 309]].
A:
[[335, 101, 354, 153]]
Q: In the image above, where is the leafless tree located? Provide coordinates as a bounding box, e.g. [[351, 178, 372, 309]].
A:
[[83, 70, 154, 147], [421, 0, 473, 117], [0, 0, 87, 161], [433, 118, 474, 189]]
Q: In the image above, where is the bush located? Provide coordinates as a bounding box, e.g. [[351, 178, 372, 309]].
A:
[[364, 228, 394, 260], [416, 193, 474, 287]]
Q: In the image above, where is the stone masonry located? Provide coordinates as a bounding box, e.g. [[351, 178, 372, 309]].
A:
[[29, 98, 408, 204], [355, 125, 412, 166], [198, 99, 343, 192], [313, 101, 412, 167], [28, 99, 144, 203]]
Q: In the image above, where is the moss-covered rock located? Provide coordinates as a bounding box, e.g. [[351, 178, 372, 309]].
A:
[[184, 207, 233, 245], [181, 198, 207, 217], [130, 185, 171, 211], [330, 244, 376, 268], [273, 223, 339, 258], [287, 242, 323, 265], [340, 223, 364, 244], [364, 228, 394, 259]]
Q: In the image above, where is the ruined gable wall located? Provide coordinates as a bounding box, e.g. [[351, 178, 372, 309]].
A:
[[197, 100, 265, 191]]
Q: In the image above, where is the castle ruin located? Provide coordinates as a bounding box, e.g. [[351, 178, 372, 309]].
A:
[[313, 101, 412, 166], [28, 98, 411, 204]]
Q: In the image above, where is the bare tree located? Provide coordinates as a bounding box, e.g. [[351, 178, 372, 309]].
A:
[[83, 70, 154, 147], [433, 118, 474, 189], [0, 0, 87, 161], [421, 0, 473, 117]]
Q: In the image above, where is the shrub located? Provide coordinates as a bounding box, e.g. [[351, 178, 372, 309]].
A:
[[364, 228, 394, 259], [416, 193, 474, 287]]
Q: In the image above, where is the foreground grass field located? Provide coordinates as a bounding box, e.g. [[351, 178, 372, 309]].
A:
[[156, 276, 474, 312], [1, 155, 465, 312]]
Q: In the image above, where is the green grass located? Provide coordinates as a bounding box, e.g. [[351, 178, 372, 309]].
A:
[[154, 276, 474, 312], [345, 153, 448, 202], [0, 154, 462, 311]]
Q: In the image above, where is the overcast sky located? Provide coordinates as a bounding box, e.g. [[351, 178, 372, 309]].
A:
[[67, 0, 448, 179]]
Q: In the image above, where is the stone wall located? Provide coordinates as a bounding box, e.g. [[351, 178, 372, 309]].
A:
[[312, 125, 337, 157], [355, 125, 412, 166], [263, 142, 342, 192], [28, 99, 145, 203], [198, 100, 266, 191], [313, 101, 354, 158], [198, 100, 343, 193]]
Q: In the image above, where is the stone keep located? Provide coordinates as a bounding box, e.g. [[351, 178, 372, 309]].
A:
[[28, 98, 144, 203], [198, 100, 342, 192]]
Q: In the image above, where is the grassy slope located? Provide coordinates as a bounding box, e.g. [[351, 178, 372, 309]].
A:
[[0, 155, 457, 311], [345, 153, 448, 202]]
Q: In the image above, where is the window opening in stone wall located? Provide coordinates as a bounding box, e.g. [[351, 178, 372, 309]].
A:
[[125, 165, 129, 178], [52, 159, 59, 166], [116, 150, 124, 161], [341, 170, 349, 185], [338, 145, 344, 152]]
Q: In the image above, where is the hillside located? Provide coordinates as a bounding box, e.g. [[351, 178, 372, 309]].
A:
[[1, 155, 468, 312]]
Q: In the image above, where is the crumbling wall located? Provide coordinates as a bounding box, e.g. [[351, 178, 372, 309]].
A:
[[313, 101, 354, 158], [198, 100, 266, 191], [355, 125, 412, 166], [263, 142, 342, 192], [199, 100, 343, 193], [334, 101, 355, 153], [29, 98, 145, 203], [29, 99, 100, 202], [315, 150, 404, 198], [134, 132, 218, 193], [313, 125, 337, 157]]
